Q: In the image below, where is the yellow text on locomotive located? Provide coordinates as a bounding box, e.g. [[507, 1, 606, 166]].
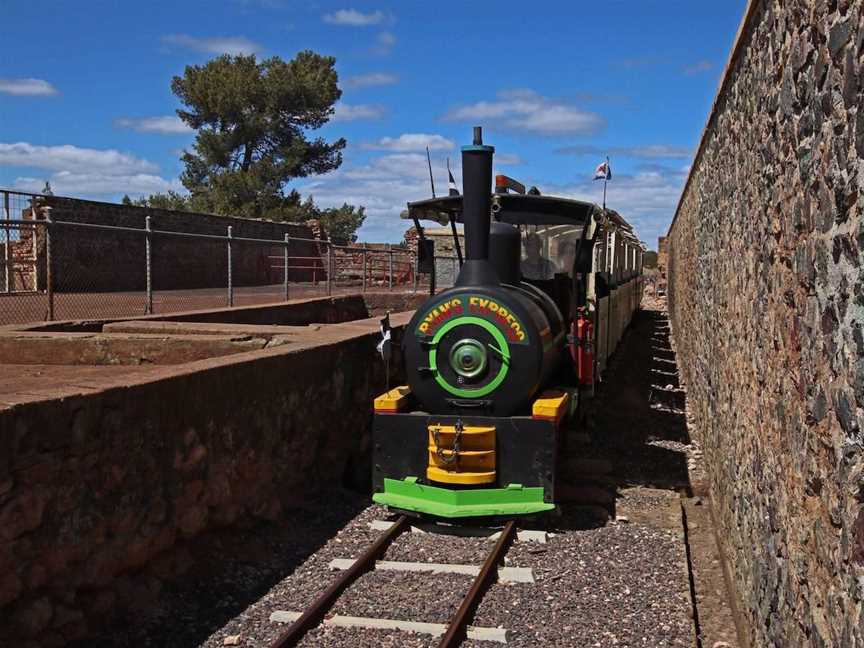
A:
[[467, 296, 526, 341], [418, 297, 464, 334]]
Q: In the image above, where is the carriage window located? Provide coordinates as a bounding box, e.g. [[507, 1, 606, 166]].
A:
[[520, 225, 583, 279]]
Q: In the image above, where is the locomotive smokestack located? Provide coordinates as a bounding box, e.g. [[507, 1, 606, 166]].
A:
[[456, 126, 498, 286]]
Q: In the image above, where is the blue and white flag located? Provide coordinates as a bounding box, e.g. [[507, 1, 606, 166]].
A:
[[593, 160, 612, 181]]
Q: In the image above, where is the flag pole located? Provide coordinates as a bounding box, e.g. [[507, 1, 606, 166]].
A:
[[426, 146, 436, 198]]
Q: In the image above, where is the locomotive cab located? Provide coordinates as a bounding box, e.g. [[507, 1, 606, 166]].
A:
[[372, 127, 644, 520]]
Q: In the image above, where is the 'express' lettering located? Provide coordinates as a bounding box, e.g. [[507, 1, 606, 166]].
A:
[[468, 297, 527, 342]]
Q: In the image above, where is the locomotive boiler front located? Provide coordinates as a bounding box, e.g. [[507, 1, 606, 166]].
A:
[[404, 284, 561, 416], [403, 127, 564, 417]]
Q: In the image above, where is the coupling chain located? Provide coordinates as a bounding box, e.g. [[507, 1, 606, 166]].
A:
[[433, 417, 463, 466]]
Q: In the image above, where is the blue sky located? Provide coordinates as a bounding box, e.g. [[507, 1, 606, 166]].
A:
[[0, 0, 746, 246]]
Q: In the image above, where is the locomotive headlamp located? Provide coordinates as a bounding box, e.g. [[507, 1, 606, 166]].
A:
[[449, 338, 487, 378]]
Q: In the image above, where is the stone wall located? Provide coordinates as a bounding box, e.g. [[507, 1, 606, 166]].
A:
[[425, 227, 463, 287], [667, 1, 864, 645], [0, 309, 410, 645], [32, 197, 325, 292]]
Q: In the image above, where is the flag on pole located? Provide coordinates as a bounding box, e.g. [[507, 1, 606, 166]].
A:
[[377, 312, 392, 388], [593, 159, 612, 181], [447, 158, 460, 196], [377, 312, 391, 360]]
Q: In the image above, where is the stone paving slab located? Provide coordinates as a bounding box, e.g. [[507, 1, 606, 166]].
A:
[[328, 557, 535, 583], [269, 610, 509, 643]]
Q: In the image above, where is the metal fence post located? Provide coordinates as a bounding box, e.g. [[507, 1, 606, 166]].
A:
[[227, 225, 234, 307], [326, 242, 332, 296], [362, 246, 368, 292], [283, 233, 290, 301], [145, 216, 153, 314], [3, 191, 9, 294], [30, 204, 38, 292], [388, 245, 393, 290], [45, 212, 54, 321]]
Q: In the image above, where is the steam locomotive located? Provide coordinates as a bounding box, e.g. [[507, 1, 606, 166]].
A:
[[372, 128, 645, 519]]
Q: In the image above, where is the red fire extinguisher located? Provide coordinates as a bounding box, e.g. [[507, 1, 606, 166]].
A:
[[569, 310, 594, 386]]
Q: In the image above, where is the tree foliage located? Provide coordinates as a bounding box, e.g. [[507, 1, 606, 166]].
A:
[[172, 51, 346, 220], [262, 194, 366, 243], [316, 204, 366, 244], [122, 191, 192, 211], [125, 51, 368, 241]]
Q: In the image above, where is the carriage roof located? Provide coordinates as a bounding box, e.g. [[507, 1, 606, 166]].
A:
[[402, 193, 642, 247]]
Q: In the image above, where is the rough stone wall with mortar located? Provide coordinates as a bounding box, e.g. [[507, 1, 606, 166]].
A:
[[33, 197, 324, 291], [667, 1, 864, 645], [0, 316, 407, 645]]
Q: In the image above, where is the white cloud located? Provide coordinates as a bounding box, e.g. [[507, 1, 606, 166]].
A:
[[346, 72, 398, 88], [14, 172, 181, 197], [683, 60, 714, 75], [442, 89, 604, 136], [323, 9, 388, 26], [343, 153, 432, 181], [555, 144, 692, 159], [363, 133, 454, 152], [161, 34, 262, 56], [0, 142, 159, 174], [114, 116, 193, 135], [331, 103, 387, 122], [299, 153, 455, 242], [0, 78, 58, 97], [373, 31, 396, 55], [495, 153, 522, 166], [547, 166, 686, 247], [2, 141, 180, 198]]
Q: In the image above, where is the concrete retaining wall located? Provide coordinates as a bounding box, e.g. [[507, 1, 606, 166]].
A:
[[0, 301, 413, 645], [667, 1, 864, 645]]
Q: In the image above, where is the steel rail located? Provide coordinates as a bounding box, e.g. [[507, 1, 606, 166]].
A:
[[269, 515, 410, 648], [438, 519, 517, 648]]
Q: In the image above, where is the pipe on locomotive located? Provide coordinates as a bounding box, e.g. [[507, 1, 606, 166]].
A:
[[455, 126, 500, 288]]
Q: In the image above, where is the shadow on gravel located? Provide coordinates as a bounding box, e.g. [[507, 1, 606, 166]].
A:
[[559, 299, 693, 513], [75, 491, 367, 648]]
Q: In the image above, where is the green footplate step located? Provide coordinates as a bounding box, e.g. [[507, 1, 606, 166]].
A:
[[373, 477, 554, 518]]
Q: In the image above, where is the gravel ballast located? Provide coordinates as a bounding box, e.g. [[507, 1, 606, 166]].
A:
[[188, 492, 693, 648]]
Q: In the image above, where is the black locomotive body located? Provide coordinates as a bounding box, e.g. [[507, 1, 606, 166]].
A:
[[372, 127, 644, 519]]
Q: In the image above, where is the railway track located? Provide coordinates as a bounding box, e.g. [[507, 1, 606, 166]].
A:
[[267, 517, 521, 647]]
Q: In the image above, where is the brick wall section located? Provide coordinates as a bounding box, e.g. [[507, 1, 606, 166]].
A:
[[0, 308, 412, 645], [330, 243, 415, 288], [667, 1, 864, 645], [36, 197, 325, 291]]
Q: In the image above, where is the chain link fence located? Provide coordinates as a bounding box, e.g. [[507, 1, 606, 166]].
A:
[[0, 189, 459, 326]]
